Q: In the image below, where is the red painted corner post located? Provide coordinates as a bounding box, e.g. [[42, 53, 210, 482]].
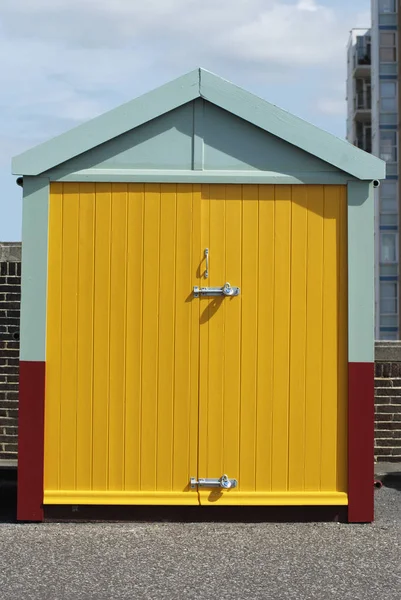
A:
[[348, 362, 375, 523], [17, 361, 45, 522]]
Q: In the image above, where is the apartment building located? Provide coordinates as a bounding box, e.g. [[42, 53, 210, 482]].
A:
[[347, 0, 399, 340]]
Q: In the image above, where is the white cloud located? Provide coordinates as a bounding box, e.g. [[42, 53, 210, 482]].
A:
[[355, 9, 371, 28], [215, 2, 345, 67], [316, 98, 347, 117], [1, 0, 355, 65], [297, 0, 319, 11], [0, 0, 370, 240], [0, 0, 368, 154]]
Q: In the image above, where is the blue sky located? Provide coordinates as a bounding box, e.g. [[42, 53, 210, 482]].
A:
[[1, 0, 370, 240]]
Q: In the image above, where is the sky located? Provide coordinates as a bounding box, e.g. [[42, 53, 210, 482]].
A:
[[0, 0, 371, 240]]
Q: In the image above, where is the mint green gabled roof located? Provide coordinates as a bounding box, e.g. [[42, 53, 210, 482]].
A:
[[12, 68, 385, 180]]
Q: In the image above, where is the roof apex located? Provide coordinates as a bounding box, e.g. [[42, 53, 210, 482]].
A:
[[12, 67, 385, 180]]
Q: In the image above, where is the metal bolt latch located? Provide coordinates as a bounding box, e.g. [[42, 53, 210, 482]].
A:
[[190, 474, 238, 489], [193, 282, 240, 298], [219, 474, 233, 489]]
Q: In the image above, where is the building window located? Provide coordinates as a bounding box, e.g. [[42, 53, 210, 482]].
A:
[[381, 213, 398, 226], [380, 314, 398, 327], [355, 35, 371, 66], [381, 331, 398, 340], [380, 282, 398, 315], [381, 180, 398, 210], [380, 130, 397, 162], [355, 78, 371, 110], [379, 0, 396, 13], [364, 125, 372, 153], [380, 32, 397, 62], [381, 232, 398, 263], [380, 81, 397, 111], [381, 263, 398, 276], [380, 180, 398, 226], [355, 121, 372, 153]]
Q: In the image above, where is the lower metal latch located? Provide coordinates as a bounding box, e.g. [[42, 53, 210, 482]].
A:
[[190, 474, 238, 489]]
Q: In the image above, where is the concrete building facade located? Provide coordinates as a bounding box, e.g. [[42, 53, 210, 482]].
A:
[[347, 0, 399, 340]]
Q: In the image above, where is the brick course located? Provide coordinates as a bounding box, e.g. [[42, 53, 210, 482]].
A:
[[0, 243, 21, 461], [375, 343, 401, 462]]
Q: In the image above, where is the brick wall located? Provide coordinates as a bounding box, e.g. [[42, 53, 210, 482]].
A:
[[0, 243, 21, 461], [375, 343, 401, 462]]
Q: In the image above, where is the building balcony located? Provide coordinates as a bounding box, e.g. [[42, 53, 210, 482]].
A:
[[354, 109, 371, 123], [353, 62, 371, 79], [353, 48, 371, 78], [354, 92, 372, 122], [356, 137, 372, 153]]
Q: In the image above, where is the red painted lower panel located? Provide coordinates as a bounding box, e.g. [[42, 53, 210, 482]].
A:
[[348, 362, 374, 523], [15, 360, 373, 522], [17, 361, 45, 522]]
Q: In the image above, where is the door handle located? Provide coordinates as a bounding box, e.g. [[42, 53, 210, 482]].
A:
[[193, 282, 240, 298], [204, 248, 209, 279]]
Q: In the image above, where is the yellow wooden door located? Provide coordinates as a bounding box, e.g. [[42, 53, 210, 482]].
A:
[[44, 183, 201, 505], [197, 184, 348, 506], [45, 182, 347, 507]]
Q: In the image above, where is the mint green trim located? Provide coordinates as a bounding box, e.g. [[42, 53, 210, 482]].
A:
[[12, 70, 200, 176], [20, 177, 49, 361], [199, 70, 385, 181], [12, 68, 385, 181], [192, 99, 204, 170], [202, 101, 339, 173], [40, 99, 350, 177], [41, 103, 194, 175], [46, 169, 354, 185], [348, 181, 374, 363]]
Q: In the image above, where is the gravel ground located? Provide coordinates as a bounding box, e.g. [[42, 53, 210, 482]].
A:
[[0, 471, 400, 600]]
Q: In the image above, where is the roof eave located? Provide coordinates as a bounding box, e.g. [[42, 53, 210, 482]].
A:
[[12, 69, 201, 176], [12, 67, 386, 181], [198, 69, 385, 181]]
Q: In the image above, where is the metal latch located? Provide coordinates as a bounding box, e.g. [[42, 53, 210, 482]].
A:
[[193, 282, 240, 298], [190, 474, 238, 489]]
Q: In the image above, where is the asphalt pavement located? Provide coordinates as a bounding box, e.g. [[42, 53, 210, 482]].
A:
[[0, 466, 400, 600]]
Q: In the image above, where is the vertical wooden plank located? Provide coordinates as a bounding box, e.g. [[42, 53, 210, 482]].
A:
[[337, 187, 348, 493], [223, 185, 242, 484], [256, 185, 275, 492], [173, 184, 193, 491], [189, 185, 201, 490], [205, 184, 225, 479], [44, 182, 63, 492], [288, 186, 308, 491], [125, 184, 144, 491], [271, 185, 291, 491], [141, 184, 160, 491], [76, 183, 95, 491], [321, 186, 340, 491], [304, 185, 324, 491], [240, 185, 259, 492], [59, 183, 80, 491], [156, 184, 176, 491], [108, 184, 128, 491], [92, 183, 112, 491], [198, 185, 210, 485]]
